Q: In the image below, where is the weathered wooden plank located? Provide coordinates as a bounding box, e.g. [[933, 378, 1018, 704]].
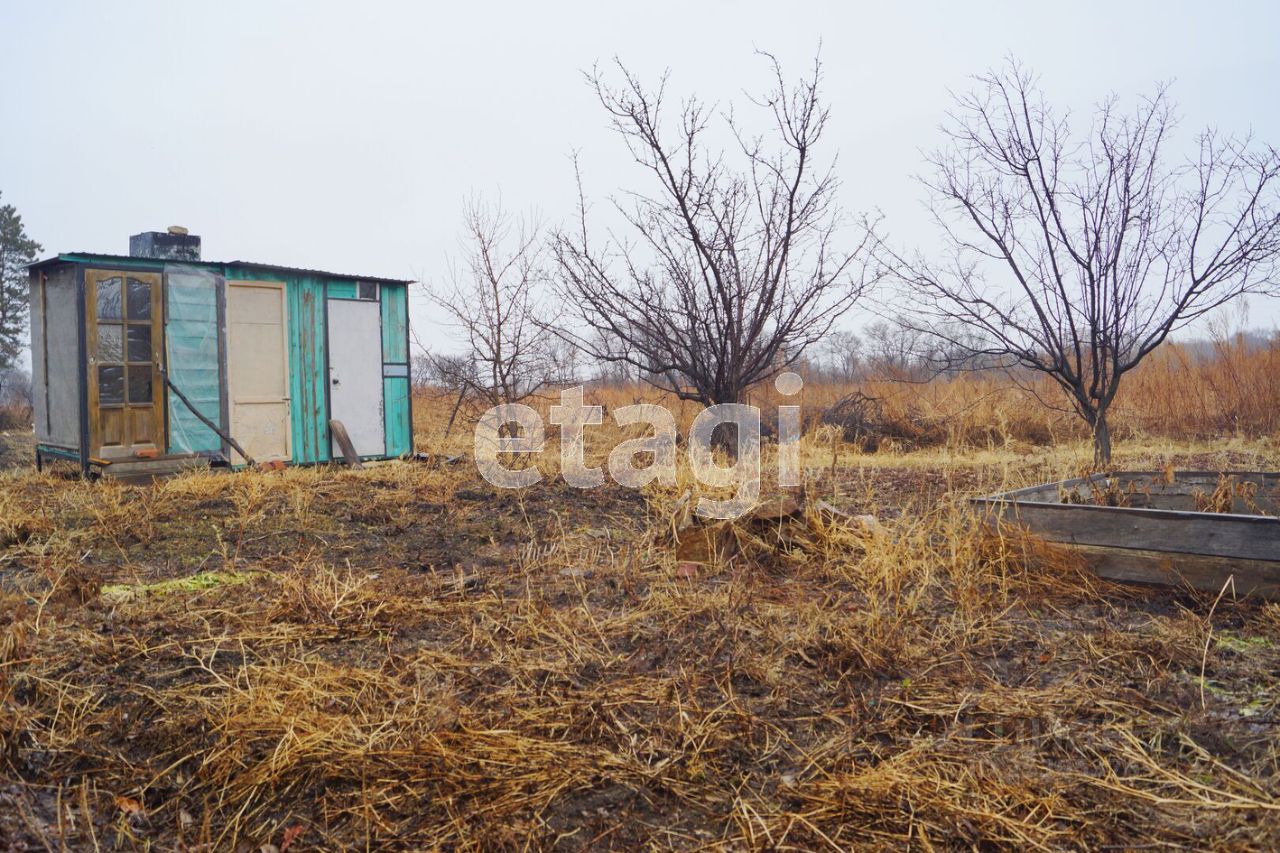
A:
[[989, 480, 1078, 501], [98, 455, 211, 478], [1049, 542, 1280, 600], [329, 419, 364, 469], [975, 500, 1280, 561], [1111, 479, 1277, 497], [1053, 494, 1279, 513], [990, 472, 1279, 503], [1054, 475, 1279, 513], [1112, 471, 1277, 483]]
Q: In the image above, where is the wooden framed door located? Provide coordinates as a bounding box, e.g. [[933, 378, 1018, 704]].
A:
[[86, 270, 165, 459], [226, 281, 292, 463]]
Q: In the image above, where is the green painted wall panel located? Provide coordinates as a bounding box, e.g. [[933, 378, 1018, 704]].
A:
[[288, 277, 331, 463], [381, 284, 408, 364], [328, 281, 358, 299], [380, 284, 411, 456], [164, 270, 222, 453], [383, 377, 412, 456]]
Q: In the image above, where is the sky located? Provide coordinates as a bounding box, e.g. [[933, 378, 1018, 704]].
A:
[[3, 0, 1279, 365]]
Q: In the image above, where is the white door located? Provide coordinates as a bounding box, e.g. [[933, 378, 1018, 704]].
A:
[[226, 281, 292, 463], [327, 298, 384, 457]]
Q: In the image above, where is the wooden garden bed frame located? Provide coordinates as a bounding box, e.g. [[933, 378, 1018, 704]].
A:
[[972, 472, 1280, 599]]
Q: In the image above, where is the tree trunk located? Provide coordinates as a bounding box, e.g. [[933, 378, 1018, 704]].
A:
[[708, 390, 742, 459], [1092, 410, 1113, 469], [710, 422, 740, 458]]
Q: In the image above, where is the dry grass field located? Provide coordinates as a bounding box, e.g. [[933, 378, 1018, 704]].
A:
[[1, 363, 1279, 849]]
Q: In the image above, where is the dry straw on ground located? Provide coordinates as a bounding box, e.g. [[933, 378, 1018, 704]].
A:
[[0, 396, 1278, 849]]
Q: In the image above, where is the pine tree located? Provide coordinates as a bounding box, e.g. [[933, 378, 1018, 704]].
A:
[[0, 192, 42, 372]]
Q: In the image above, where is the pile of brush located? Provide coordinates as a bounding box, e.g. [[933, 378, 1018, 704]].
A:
[[671, 492, 878, 569]]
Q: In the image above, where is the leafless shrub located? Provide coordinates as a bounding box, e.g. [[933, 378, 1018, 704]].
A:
[[0, 367, 31, 430], [425, 196, 555, 412]]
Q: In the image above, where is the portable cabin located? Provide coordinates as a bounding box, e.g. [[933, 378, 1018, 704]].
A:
[[27, 229, 414, 478]]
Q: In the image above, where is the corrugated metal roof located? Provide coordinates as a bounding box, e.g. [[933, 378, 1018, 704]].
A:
[[227, 259, 414, 285], [27, 252, 414, 285]]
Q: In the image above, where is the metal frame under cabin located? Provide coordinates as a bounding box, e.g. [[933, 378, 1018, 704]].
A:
[[972, 471, 1280, 599], [30, 253, 415, 478]]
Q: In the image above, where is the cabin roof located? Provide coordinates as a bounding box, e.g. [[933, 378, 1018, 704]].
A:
[[27, 252, 414, 286]]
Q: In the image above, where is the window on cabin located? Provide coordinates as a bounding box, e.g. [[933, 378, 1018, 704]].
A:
[[357, 282, 378, 301]]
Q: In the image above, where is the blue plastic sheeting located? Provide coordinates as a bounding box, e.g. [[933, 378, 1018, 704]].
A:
[[165, 268, 223, 454]]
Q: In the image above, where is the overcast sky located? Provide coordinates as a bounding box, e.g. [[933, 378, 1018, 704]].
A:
[[4, 0, 1279, 361]]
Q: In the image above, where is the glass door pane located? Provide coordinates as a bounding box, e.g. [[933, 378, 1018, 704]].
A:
[[98, 365, 124, 404], [97, 324, 123, 362], [96, 277, 123, 319], [126, 278, 152, 319], [127, 325, 151, 362]]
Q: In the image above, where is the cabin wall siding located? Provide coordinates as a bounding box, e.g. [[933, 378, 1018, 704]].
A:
[[34, 264, 81, 449], [289, 276, 331, 463], [380, 283, 411, 456], [28, 271, 47, 444]]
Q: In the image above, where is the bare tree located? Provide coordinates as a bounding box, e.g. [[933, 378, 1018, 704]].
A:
[[0, 193, 41, 393], [425, 197, 554, 414], [880, 61, 1280, 464], [862, 320, 930, 379], [410, 351, 440, 390], [820, 329, 862, 382], [0, 367, 32, 429], [553, 53, 878, 422], [861, 318, 992, 380], [416, 350, 476, 392]]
